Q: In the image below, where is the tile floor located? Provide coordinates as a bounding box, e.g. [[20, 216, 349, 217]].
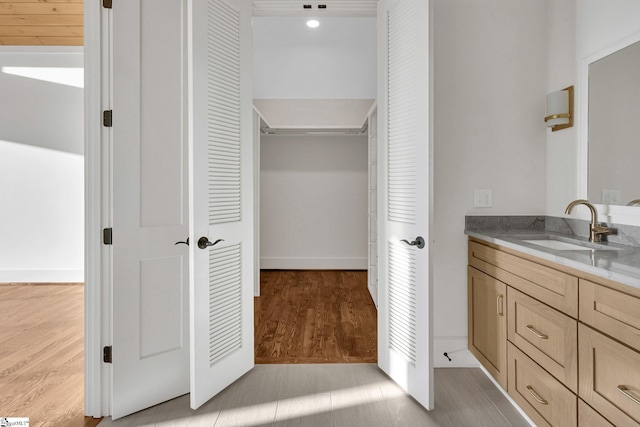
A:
[[97, 365, 530, 427]]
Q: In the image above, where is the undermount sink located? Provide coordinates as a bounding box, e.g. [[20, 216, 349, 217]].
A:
[[517, 236, 622, 252], [522, 239, 594, 251]]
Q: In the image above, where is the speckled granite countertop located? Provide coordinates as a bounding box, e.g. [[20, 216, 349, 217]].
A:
[[465, 216, 640, 290]]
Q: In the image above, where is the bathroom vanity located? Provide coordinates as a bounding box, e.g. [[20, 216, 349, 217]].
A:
[[466, 225, 640, 427]]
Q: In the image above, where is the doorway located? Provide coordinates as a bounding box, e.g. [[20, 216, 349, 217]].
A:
[[0, 46, 90, 425], [252, 16, 378, 364], [89, 0, 433, 416]]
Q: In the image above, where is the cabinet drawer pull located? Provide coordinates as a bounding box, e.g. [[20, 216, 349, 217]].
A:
[[618, 385, 640, 405], [526, 325, 548, 339], [526, 385, 548, 405], [497, 294, 504, 316]]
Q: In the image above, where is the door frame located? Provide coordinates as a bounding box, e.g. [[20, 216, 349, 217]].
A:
[[84, 0, 110, 417], [84, 1, 428, 418]]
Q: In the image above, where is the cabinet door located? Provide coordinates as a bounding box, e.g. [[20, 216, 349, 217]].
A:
[[468, 266, 507, 388]]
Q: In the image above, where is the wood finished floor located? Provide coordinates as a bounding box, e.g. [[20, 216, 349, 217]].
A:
[[255, 270, 377, 364], [97, 365, 530, 427], [0, 283, 102, 427]]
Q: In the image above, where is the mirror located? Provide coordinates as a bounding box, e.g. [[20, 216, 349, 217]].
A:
[[587, 40, 640, 206]]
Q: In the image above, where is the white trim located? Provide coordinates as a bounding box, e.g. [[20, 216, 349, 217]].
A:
[[428, 0, 436, 398], [260, 257, 368, 270], [365, 99, 378, 120], [0, 46, 83, 54], [0, 270, 83, 283], [252, 104, 271, 128], [578, 29, 640, 224], [84, 0, 109, 418], [253, 110, 261, 297], [100, 0, 113, 416]]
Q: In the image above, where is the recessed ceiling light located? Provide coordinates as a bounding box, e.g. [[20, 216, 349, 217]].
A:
[[306, 19, 320, 28]]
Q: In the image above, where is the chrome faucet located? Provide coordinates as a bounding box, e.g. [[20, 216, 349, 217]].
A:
[[627, 199, 640, 207], [565, 199, 611, 242]]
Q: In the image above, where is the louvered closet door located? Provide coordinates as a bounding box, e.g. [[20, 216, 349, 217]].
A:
[[188, 0, 254, 410], [377, 0, 433, 410]]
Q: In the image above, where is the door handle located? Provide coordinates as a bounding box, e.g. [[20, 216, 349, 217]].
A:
[[174, 237, 189, 246], [198, 237, 224, 249], [401, 236, 425, 249]]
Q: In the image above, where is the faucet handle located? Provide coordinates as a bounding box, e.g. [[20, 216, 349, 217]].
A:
[[592, 224, 614, 242]]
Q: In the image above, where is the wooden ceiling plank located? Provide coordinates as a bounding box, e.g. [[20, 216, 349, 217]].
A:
[[0, 0, 82, 3], [0, 25, 83, 36], [0, 14, 83, 25], [0, 36, 83, 45], [0, 3, 83, 15]]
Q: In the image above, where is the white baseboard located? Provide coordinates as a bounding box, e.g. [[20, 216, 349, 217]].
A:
[[261, 257, 368, 270], [0, 269, 84, 283], [433, 336, 479, 368]]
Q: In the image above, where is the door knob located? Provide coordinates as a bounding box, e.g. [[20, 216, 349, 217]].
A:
[[174, 237, 189, 246], [197, 237, 224, 249], [401, 236, 425, 249]]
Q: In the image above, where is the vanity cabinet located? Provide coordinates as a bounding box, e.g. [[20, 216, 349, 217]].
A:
[[468, 237, 640, 427]]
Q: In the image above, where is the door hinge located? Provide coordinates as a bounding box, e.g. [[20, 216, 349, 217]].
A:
[[103, 346, 113, 363], [103, 0, 112, 9], [103, 110, 113, 127], [103, 228, 113, 245]]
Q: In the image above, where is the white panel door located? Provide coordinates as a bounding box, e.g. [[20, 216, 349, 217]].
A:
[[377, 0, 433, 410], [188, 0, 254, 410], [112, 0, 190, 419]]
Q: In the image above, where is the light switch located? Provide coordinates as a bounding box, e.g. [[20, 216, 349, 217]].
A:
[[474, 190, 492, 208]]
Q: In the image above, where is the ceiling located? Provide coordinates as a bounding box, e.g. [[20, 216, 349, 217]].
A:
[[253, 16, 377, 100], [252, 0, 377, 17], [252, 6, 378, 129]]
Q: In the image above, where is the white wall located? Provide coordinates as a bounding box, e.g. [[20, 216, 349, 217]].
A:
[[433, 0, 547, 363], [546, 0, 640, 222], [253, 17, 376, 99], [254, 17, 374, 270], [260, 134, 368, 269], [545, 0, 578, 216], [0, 47, 84, 282]]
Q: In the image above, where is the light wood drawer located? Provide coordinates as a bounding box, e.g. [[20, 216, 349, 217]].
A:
[[579, 324, 640, 426], [578, 400, 614, 427], [507, 342, 577, 427], [469, 240, 578, 317], [579, 278, 640, 351], [507, 287, 578, 393]]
